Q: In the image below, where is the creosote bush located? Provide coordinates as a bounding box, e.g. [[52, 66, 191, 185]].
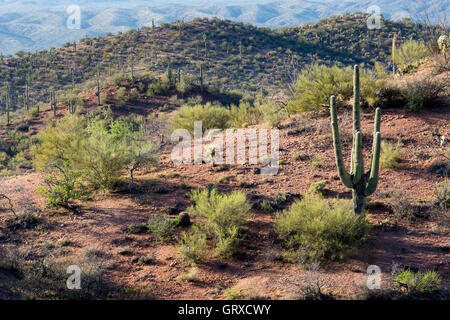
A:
[[275, 195, 367, 261]]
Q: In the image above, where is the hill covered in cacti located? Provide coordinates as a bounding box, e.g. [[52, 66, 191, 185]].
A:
[[0, 13, 444, 117]]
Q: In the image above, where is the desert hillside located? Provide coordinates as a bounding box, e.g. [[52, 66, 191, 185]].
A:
[[0, 15, 449, 300]]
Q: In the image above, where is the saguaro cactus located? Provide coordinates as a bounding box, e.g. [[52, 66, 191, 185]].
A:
[[199, 63, 204, 92], [330, 65, 381, 215], [50, 90, 57, 117]]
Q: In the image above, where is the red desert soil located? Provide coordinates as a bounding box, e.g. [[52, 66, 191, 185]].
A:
[[1, 104, 449, 299]]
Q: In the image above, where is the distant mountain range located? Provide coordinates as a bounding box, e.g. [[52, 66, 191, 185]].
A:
[[0, 0, 448, 55]]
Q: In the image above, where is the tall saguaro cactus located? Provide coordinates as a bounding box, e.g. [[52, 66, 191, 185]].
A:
[[330, 65, 381, 215]]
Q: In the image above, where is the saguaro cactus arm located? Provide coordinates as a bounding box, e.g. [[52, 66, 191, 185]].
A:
[[352, 131, 364, 185], [365, 132, 381, 196], [330, 95, 353, 188], [352, 65, 361, 133]]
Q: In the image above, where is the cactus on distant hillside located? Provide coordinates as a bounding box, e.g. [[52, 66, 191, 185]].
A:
[[199, 63, 204, 92], [5, 93, 11, 125], [330, 65, 381, 215], [96, 70, 101, 106], [392, 32, 398, 75], [50, 90, 57, 116]]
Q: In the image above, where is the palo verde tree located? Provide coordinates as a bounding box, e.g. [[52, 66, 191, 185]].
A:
[[330, 65, 381, 215]]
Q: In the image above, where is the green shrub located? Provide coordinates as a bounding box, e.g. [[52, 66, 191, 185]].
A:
[[288, 64, 384, 113], [380, 141, 403, 170], [177, 227, 207, 265], [147, 214, 179, 243], [116, 87, 128, 107], [37, 165, 88, 208], [171, 103, 231, 134], [310, 154, 325, 169], [33, 111, 157, 192], [256, 99, 286, 128], [394, 40, 430, 73], [129, 88, 139, 103], [110, 72, 127, 86], [147, 81, 169, 96], [435, 176, 450, 211], [176, 75, 195, 96], [32, 114, 88, 171], [293, 151, 309, 161], [386, 190, 416, 224], [309, 180, 327, 195], [395, 269, 441, 295], [79, 121, 130, 190], [177, 267, 199, 282], [229, 101, 262, 128], [404, 79, 447, 112], [275, 195, 367, 261], [189, 188, 251, 258], [99, 92, 109, 104]]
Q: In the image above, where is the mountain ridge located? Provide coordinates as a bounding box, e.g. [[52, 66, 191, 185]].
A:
[[0, 0, 448, 55]]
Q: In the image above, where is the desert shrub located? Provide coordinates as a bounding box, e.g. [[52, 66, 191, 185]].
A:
[[375, 85, 407, 109], [177, 227, 207, 265], [147, 214, 180, 243], [32, 114, 87, 171], [225, 289, 244, 300], [99, 92, 109, 104], [394, 40, 430, 73], [115, 87, 128, 107], [309, 180, 327, 195], [129, 88, 139, 103], [386, 190, 416, 224], [310, 153, 325, 169], [435, 176, 450, 211], [147, 80, 169, 96], [33, 111, 157, 192], [229, 101, 262, 128], [170, 103, 231, 134], [292, 151, 308, 161], [275, 195, 367, 261], [177, 267, 199, 282], [37, 165, 88, 208], [176, 75, 195, 96], [256, 99, 287, 128], [403, 79, 447, 112], [110, 72, 127, 86], [395, 269, 441, 295], [79, 121, 129, 190], [84, 79, 97, 90], [380, 141, 403, 170], [188, 188, 251, 258], [288, 64, 384, 113]]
